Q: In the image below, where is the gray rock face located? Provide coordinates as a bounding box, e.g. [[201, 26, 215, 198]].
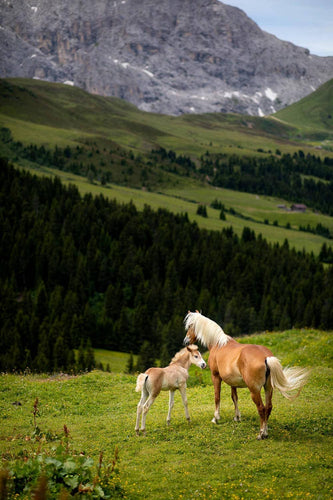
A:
[[1, 0, 333, 115]]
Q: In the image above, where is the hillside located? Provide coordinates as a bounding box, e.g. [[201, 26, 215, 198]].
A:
[[275, 78, 333, 139], [0, 77, 303, 157], [1, 78, 333, 256], [1, 0, 333, 116]]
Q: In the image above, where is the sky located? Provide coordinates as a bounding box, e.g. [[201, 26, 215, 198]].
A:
[[221, 0, 333, 57]]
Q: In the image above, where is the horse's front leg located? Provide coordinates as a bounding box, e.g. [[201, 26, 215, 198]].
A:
[[211, 373, 222, 424], [179, 384, 190, 422], [231, 386, 241, 422], [167, 390, 175, 425]]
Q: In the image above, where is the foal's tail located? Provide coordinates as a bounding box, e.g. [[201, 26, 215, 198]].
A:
[[266, 357, 309, 400], [135, 373, 148, 392]]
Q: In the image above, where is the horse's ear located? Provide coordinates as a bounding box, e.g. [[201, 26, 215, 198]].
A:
[[186, 346, 192, 352]]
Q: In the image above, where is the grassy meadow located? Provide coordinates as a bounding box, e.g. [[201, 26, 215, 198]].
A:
[[1, 329, 332, 499]]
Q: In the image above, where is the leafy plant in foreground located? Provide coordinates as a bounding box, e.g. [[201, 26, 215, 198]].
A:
[[0, 399, 124, 499], [1, 431, 123, 499]]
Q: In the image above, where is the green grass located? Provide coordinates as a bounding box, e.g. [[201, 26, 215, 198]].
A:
[[94, 349, 137, 372], [1, 329, 332, 499]]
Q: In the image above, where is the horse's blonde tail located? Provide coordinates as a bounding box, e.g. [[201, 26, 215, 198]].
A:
[[135, 373, 148, 392], [266, 356, 309, 400]]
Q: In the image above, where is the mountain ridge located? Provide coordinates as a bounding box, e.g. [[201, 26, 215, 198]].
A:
[[1, 0, 333, 116]]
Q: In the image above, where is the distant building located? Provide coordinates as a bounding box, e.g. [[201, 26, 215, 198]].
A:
[[291, 204, 307, 212]]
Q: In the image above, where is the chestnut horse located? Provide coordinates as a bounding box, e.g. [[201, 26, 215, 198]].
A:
[[184, 311, 308, 439], [135, 345, 206, 435]]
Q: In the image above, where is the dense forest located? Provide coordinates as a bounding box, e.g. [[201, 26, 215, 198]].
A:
[[1, 158, 333, 373], [200, 150, 333, 216]]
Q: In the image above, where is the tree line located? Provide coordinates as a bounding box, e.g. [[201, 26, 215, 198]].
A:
[[1, 158, 333, 372]]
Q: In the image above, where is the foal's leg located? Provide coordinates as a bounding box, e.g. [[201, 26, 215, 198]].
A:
[[167, 390, 175, 425], [140, 393, 158, 435], [179, 384, 191, 422], [250, 390, 268, 440], [211, 373, 222, 424], [231, 387, 241, 422], [135, 386, 149, 435]]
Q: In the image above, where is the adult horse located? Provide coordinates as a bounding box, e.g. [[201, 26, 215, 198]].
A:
[[135, 344, 206, 435], [184, 311, 308, 439]]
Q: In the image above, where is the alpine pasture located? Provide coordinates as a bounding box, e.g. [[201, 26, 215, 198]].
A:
[[1, 329, 332, 499]]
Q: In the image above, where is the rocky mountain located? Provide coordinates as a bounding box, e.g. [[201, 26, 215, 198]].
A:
[[1, 0, 333, 116]]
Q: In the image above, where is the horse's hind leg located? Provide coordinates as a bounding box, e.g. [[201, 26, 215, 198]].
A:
[[250, 391, 268, 440], [231, 387, 241, 422], [211, 373, 222, 424], [264, 383, 273, 433]]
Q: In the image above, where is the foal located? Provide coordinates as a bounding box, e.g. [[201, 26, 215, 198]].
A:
[[135, 345, 206, 435]]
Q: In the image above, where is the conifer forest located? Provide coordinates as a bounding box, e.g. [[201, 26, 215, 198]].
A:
[[1, 158, 333, 372]]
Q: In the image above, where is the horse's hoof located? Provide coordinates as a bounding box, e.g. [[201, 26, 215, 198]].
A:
[[257, 433, 268, 440], [187, 417, 191, 423], [233, 416, 241, 422], [211, 418, 217, 424], [135, 430, 140, 436]]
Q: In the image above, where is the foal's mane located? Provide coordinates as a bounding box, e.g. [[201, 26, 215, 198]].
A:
[[184, 312, 230, 348], [169, 345, 198, 365]]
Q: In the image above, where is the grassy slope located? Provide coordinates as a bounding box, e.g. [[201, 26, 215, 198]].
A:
[[274, 78, 333, 142], [1, 329, 332, 499], [1, 77, 331, 157]]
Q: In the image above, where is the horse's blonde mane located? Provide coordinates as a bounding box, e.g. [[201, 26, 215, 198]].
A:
[[169, 345, 198, 365], [184, 312, 230, 348]]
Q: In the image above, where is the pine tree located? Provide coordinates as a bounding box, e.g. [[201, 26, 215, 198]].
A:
[[125, 352, 134, 374], [135, 341, 156, 373], [77, 341, 86, 372], [84, 339, 95, 371]]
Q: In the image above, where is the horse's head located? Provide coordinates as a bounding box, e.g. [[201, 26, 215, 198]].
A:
[[183, 310, 200, 346], [186, 345, 206, 369]]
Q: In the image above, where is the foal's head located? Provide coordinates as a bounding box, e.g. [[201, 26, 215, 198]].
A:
[[186, 345, 206, 369]]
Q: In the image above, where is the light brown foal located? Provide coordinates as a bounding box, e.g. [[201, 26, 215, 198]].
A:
[[135, 345, 206, 435], [184, 311, 308, 439]]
